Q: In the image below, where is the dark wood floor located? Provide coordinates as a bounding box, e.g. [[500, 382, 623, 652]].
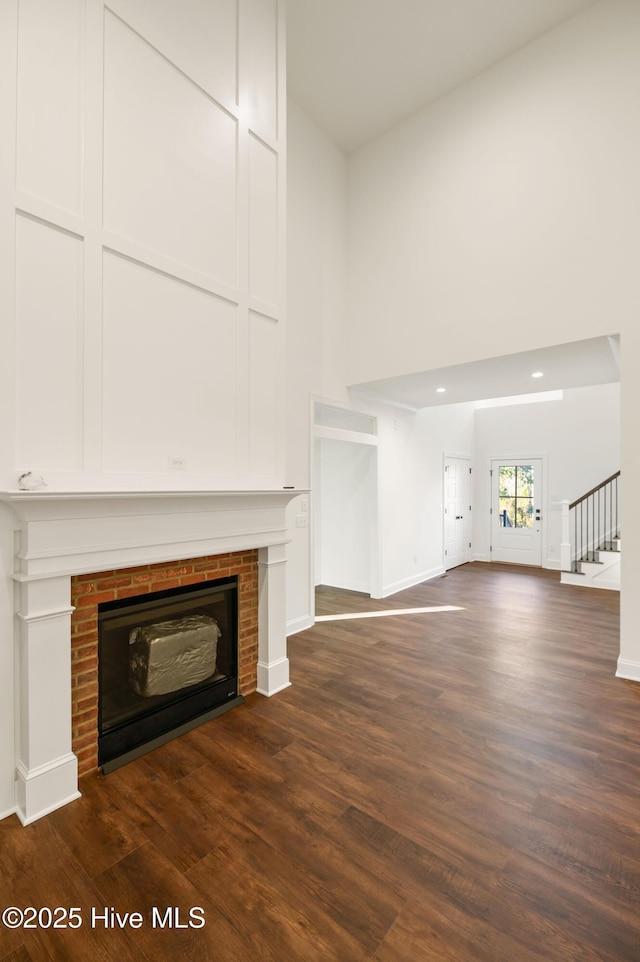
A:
[[1, 563, 637, 961]]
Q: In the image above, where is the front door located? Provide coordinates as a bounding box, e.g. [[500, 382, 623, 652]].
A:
[[444, 456, 472, 570], [490, 459, 542, 565]]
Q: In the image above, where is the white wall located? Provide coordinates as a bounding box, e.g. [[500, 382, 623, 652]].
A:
[[286, 98, 349, 489], [347, 0, 640, 384], [472, 384, 620, 565], [375, 402, 475, 596], [346, 0, 640, 679], [1, 0, 286, 492]]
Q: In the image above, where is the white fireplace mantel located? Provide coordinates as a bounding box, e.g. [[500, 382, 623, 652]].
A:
[[0, 487, 300, 825]]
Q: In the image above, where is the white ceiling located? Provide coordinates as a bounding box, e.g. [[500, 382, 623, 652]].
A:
[[285, 0, 598, 154], [350, 336, 620, 410], [285, 0, 615, 409]]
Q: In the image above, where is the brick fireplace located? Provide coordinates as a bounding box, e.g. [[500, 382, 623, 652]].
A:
[[70, 550, 259, 775], [1, 488, 297, 825]]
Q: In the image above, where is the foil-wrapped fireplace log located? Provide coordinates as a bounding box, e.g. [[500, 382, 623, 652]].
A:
[[129, 614, 221, 697]]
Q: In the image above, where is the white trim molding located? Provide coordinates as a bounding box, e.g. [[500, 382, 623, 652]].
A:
[[16, 756, 81, 827], [1, 488, 298, 824], [257, 542, 291, 696], [287, 614, 314, 636], [381, 566, 446, 598], [616, 658, 640, 683]]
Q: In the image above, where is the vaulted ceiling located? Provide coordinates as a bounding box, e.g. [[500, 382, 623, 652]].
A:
[[286, 0, 598, 153]]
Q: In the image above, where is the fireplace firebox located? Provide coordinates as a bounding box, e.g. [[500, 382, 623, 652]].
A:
[[98, 576, 241, 771]]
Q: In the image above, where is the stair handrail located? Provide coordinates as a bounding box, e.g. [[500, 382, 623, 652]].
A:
[[568, 470, 621, 510], [561, 471, 620, 572]]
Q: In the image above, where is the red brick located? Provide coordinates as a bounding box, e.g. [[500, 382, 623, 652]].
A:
[[164, 564, 194, 577], [150, 578, 180, 592], [133, 572, 154, 585], [74, 730, 96, 747], [71, 629, 97, 645], [72, 581, 98, 596], [179, 574, 207, 586], [74, 650, 98, 666], [192, 558, 212, 568], [72, 635, 97, 648], [75, 719, 98, 737], [74, 707, 97, 726], [93, 575, 133, 591], [75, 692, 98, 711], [116, 586, 148, 600], [72, 652, 97, 670], [74, 590, 116, 607], [76, 748, 98, 773]]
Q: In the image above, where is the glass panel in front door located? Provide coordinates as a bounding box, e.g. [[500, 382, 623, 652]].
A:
[[498, 465, 534, 528]]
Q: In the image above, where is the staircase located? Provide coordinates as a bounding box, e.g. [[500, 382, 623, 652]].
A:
[[560, 471, 620, 591]]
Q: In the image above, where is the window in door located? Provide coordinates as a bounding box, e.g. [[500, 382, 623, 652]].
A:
[[498, 465, 534, 529]]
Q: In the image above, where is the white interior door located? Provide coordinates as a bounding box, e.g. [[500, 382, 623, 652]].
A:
[[491, 459, 542, 565], [444, 456, 472, 570]]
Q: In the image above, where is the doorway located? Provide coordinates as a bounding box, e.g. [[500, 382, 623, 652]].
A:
[[490, 458, 542, 565], [313, 436, 379, 596], [311, 400, 381, 604], [444, 455, 472, 570]]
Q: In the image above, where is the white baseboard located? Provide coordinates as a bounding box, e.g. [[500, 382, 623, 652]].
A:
[[256, 657, 291, 697], [15, 754, 81, 826], [287, 614, 314, 636], [381, 566, 445, 599], [616, 658, 640, 684], [320, 578, 370, 594], [474, 556, 563, 571]]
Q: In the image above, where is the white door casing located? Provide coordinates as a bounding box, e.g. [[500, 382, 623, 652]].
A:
[[490, 458, 543, 565], [444, 456, 472, 570]]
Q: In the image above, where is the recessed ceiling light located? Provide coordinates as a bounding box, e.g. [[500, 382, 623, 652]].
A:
[[531, 371, 544, 378], [436, 387, 446, 393]]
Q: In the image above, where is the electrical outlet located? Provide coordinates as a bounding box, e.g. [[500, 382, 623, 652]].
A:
[[301, 497, 309, 512], [168, 456, 186, 470]]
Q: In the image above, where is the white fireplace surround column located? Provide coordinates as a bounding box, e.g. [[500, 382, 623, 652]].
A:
[[257, 543, 291, 696], [1, 489, 299, 825]]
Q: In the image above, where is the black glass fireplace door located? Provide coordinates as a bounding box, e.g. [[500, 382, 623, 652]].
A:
[[98, 577, 240, 770]]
